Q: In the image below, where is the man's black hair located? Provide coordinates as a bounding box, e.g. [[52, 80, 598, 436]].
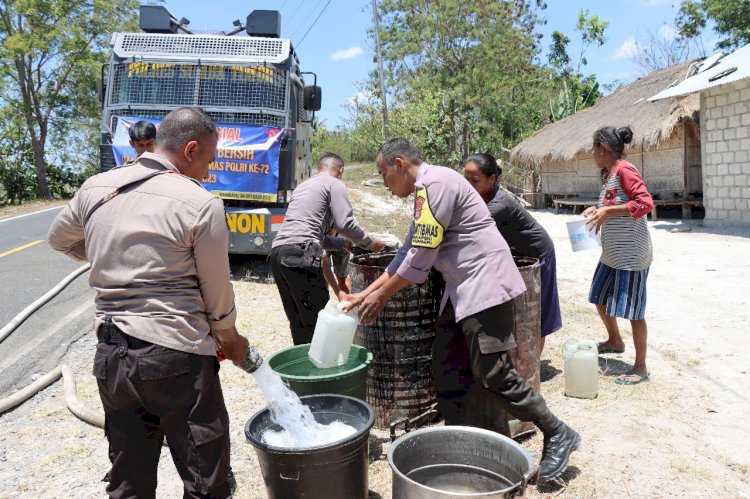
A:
[[377, 138, 421, 165], [317, 152, 344, 171], [128, 120, 157, 141]]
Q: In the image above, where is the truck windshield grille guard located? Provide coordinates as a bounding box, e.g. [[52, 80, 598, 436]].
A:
[[114, 33, 290, 64], [108, 62, 288, 112], [105, 110, 286, 129]]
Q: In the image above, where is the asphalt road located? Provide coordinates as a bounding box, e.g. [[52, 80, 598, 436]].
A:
[[0, 207, 95, 398]]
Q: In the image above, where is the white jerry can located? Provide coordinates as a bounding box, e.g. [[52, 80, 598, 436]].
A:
[[308, 300, 358, 368], [563, 339, 599, 399]]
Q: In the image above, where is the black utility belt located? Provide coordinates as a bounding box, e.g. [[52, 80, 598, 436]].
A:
[[97, 319, 153, 349]]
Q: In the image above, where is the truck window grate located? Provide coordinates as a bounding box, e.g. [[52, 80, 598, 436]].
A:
[[115, 33, 289, 64], [108, 62, 288, 112]]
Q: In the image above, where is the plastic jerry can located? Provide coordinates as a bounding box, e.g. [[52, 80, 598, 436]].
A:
[[563, 339, 599, 399], [308, 300, 358, 368]]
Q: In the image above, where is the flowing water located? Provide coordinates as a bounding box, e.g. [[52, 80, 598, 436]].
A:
[[252, 362, 356, 448]]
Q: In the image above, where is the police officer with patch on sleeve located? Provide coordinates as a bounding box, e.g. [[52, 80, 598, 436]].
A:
[[270, 152, 384, 345], [343, 138, 580, 483]]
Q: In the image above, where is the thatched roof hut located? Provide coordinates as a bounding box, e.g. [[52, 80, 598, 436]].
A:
[[510, 61, 702, 199], [511, 61, 700, 165]]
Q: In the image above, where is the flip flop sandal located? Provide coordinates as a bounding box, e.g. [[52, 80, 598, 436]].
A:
[[597, 342, 625, 354], [615, 373, 650, 385]]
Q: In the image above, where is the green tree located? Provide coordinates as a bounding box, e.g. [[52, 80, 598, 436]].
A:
[[548, 31, 571, 73], [0, 0, 138, 199], [0, 107, 36, 204], [676, 0, 750, 50], [343, 81, 387, 162], [312, 124, 356, 164], [368, 0, 551, 166], [546, 8, 607, 122], [574, 9, 608, 73]]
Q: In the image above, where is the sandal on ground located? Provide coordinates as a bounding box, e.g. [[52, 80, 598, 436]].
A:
[[615, 373, 650, 385], [597, 342, 625, 354]]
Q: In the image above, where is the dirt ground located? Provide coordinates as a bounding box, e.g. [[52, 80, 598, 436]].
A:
[[0, 199, 69, 221], [1, 168, 749, 498]]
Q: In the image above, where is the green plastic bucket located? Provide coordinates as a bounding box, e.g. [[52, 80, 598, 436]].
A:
[[266, 344, 372, 401]]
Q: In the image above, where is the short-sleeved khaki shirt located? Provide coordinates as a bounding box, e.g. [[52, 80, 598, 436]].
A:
[[48, 152, 236, 356]]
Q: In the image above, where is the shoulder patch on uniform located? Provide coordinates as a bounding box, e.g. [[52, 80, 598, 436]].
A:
[[412, 186, 444, 248]]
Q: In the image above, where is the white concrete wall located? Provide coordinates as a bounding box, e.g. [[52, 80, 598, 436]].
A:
[[701, 78, 750, 227]]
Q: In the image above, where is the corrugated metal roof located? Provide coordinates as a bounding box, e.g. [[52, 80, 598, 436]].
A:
[[648, 44, 750, 101]]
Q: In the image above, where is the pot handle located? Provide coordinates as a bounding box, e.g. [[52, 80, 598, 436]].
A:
[[522, 465, 540, 487], [389, 416, 410, 442], [389, 403, 440, 442]]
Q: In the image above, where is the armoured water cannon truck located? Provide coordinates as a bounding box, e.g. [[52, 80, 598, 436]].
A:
[[99, 6, 322, 254]]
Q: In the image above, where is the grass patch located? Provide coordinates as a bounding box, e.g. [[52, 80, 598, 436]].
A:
[[343, 162, 379, 184], [34, 443, 93, 469], [660, 348, 677, 361], [31, 405, 66, 420], [342, 163, 414, 240], [0, 198, 68, 220], [75, 376, 101, 401]]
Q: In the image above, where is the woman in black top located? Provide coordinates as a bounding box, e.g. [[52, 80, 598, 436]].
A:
[[463, 153, 562, 353]]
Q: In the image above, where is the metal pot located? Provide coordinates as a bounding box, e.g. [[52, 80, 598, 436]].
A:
[[388, 426, 537, 498]]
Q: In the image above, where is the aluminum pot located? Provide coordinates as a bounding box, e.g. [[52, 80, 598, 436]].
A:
[[387, 426, 537, 498]]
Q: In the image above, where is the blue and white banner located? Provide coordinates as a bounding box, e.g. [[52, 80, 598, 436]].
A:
[[112, 116, 284, 202]]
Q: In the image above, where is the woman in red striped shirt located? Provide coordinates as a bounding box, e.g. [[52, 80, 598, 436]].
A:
[[583, 125, 654, 386]]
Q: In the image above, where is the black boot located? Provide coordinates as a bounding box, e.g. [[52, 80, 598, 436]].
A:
[[535, 413, 581, 481]]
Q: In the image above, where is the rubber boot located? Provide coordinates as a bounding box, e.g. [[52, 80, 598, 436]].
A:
[[535, 412, 581, 482]]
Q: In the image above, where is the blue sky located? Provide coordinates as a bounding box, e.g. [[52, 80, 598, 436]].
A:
[[162, 1, 719, 129]]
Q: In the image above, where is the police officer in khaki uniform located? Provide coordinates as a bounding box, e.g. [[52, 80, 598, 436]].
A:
[[48, 108, 251, 498], [270, 152, 384, 345]]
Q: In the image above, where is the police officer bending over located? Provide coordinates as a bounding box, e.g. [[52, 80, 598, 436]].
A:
[[48, 107, 251, 498], [344, 138, 580, 483], [270, 152, 384, 345]]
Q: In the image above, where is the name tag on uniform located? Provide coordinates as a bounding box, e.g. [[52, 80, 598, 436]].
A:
[[412, 187, 444, 248]]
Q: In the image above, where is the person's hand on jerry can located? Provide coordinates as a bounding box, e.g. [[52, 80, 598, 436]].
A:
[[583, 205, 609, 234], [341, 292, 364, 312], [211, 327, 250, 365], [342, 290, 388, 325], [336, 289, 350, 302]]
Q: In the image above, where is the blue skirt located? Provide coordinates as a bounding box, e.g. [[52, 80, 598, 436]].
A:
[[540, 250, 563, 337], [588, 262, 649, 320]]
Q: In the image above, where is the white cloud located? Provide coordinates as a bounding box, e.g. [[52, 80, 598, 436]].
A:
[[639, 0, 672, 7], [331, 46, 365, 61], [658, 24, 678, 42], [346, 90, 372, 106], [612, 37, 640, 60]]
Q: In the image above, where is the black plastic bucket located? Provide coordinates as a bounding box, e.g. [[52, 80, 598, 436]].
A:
[[245, 394, 375, 499]]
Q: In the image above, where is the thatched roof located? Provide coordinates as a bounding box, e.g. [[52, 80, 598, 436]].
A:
[[510, 61, 700, 166]]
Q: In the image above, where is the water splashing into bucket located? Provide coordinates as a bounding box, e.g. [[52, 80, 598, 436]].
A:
[[252, 362, 356, 448]]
